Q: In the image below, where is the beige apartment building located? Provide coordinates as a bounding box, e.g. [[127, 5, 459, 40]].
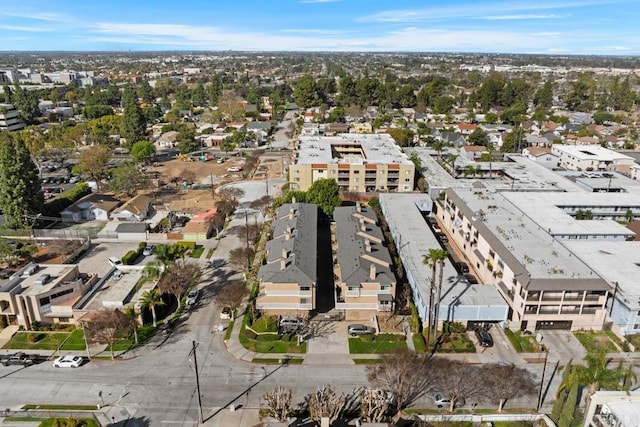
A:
[[436, 187, 610, 331], [256, 203, 317, 317], [0, 263, 96, 328], [0, 103, 25, 132], [289, 134, 415, 193], [333, 204, 396, 319]]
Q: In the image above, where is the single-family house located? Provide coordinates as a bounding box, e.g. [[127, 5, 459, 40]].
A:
[[155, 131, 178, 149], [182, 208, 216, 240], [522, 147, 560, 169], [60, 193, 121, 222], [111, 194, 153, 222], [461, 145, 488, 160]]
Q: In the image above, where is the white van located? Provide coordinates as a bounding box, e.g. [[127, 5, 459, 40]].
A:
[[108, 257, 122, 267]]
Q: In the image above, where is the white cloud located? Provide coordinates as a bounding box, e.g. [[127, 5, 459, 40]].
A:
[[357, 0, 631, 23], [0, 24, 52, 32], [481, 14, 565, 20], [0, 11, 68, 22]]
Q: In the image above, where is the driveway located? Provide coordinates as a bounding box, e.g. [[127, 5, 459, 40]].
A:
[[537, 330, 587, 363], [76, 242, 146, 278], [466, 326, 524, 365]]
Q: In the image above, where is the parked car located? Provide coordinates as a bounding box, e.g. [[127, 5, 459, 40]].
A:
[[186, 289, 200, 306], [279, 317, 305, 332], [220, 306, 232, 319], [108, 257, 122, 267], [227, 166, 241, 172], [53, 355, 83, 368], [456, 262, 470, 274], [433, 393, 465, 409], [143, 245, 155, 256], [1, 352, 35, 367], [69, 176, 80, 184], [475, 328, 494, 347], [348, 324, 375, 336]]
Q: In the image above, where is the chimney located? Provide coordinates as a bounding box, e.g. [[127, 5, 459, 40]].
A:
[[361, 224, 367, 232], [282, 248, 288, 259], [289, 208, 295, 220], [365, 239, 371, 252], [356, 201, 361, 213], [291, 196, 297, 204], [280, 257, 286, 270], [369, 263, 376, 280]]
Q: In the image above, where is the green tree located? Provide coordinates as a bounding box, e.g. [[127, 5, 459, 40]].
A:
[[0, 134, 44, 229], [593, 111, 615, 125], [294, 75, 321, 108], [176, 128, 198, 154], [121, 86, 147, 146], [140, 288, 165, 327], [433, 96, 455, 114], [468, 128, 489, 146], [11, 85, 40, 123], [109, 161, 150, 197], [130, 141, 156, 163], [83, 105, 114, 120], [409, 152, 422, 170], [559, 350, 626, 404], [566, 77, 595, 112], [306, 178, 341, 217], [123, 305, 139, 345], [387, 128, 414, 147], [534, 81, 554, 109], [137, 81, 154, 103], [76, 145, 112, 192]]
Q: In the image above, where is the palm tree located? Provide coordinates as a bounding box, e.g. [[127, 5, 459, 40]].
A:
[[123, 305, 139, 345], [141, 261, 163, 284], [140, 288, 165, 327], [446, 153, 458, 175], [487, 142, 494, 178], [432, 140, 444, 163], [423, 248, 449, 349], [559, 350, 626, 403], [463, 164, 480, 179]]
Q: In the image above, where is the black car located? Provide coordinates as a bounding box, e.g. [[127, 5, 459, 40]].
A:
[[456, 262, 470, 274], [475, 329, 493, 347], [1, 352, 36, 367]]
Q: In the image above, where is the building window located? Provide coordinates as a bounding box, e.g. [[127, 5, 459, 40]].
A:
[[300, 286, 310, 291], [405, 178, 411, 182], [300, 298, 308, 304], [634, 324, 640, 330], [353, 170, 360, 174], [294, 169, 299, 174], [348, 286, 358, 291], [317, 169, 324, 173]]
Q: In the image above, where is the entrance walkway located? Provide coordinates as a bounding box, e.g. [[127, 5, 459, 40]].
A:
[[0, 325, 19, 350]]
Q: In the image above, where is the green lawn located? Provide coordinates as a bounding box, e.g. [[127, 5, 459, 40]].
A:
[[436, 333, 476, 353], [239, 328, 307, 354], [224, 320, 235, 341], [574, 331, 618, 353], [60, 329, 87, 351], [3, 332, 74, 350], [504, 329, 546, 353], [39, 418, 100, 427], [625, 334, 640, 350], [189, 246, 205, 258], [22, 404, 97, 410], [249, 316, 278, 333], [412, 332, 427, 353], [349, 334, 407, 354]]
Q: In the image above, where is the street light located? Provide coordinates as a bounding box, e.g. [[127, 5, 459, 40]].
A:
[[536, 349, 550, 412]]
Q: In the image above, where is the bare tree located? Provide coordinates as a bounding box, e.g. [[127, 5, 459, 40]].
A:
[[84, 309, 131, 360], [250, 195, 272, 216], [305, 385, 347, 424], [360, 388, 392, 423], [218, 187, 245, 203], [432, 359, 485, 412], [229, 247, 255, 272], [366, 349, 435, 410], [158, 259, 201, 310], [484, 363, 537, 412], [261, 386, 293, 422], [215, 198, 237, 217], [239, 222, 260, 244], [217, 283, 248, 319]]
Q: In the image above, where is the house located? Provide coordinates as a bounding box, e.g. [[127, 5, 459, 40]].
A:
[[521, 147, 560, 169], [352, 123, 373, 134], [431, 129, 466, 146], [461, 145, 488, 160], [182, 208, 217, 240], [111, 194, 153, 222], [0, 263, 97, 328], [333, 204, 396, 319], [256, 203, 317, 316], [60, 193, 121, 222], [155, 131, 178, 149], [246, 121, 273, 144], [455, 123, 477, 135], [324, 122, 349, 136]]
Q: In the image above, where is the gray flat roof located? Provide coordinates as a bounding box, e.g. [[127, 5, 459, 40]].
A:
[[295, 134, 413, 166], [564, 241, 640, 310], [378, 193, 507, 308], [448, 187, 608, 289]]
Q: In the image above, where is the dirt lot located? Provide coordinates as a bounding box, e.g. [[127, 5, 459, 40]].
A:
[[147, 153, 287, 213]]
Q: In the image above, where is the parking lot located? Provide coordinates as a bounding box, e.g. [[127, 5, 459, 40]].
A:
[[76, 242, 151, 278]]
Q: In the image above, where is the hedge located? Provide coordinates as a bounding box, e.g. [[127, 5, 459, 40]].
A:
[[176, 241, 196, 250], [42, 182, 92, 217], [121, 250, 139, 265]]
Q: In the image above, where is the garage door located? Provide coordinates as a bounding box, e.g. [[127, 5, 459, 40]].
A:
[[536, 320, 573, 330]]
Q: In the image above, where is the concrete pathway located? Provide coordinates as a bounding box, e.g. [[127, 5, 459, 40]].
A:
[[0, 325, 19, 350]]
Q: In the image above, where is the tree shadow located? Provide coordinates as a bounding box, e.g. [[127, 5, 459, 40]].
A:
[[107, 416, 151, 426]]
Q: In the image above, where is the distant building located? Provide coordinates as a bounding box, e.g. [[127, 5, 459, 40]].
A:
[[583, 391, 640, 427], [522, 147, 560, 169], [552, 144, 635, 174], [290, 134, 414, 193], [0, 103, 25, 132]]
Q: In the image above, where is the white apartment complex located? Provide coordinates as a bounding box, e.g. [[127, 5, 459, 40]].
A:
[[552, 144, 635, 174], [0, 103, 25, 131]]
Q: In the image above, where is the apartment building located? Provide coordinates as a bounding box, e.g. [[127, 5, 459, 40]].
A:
[[256, 203, 317, 316], [583, 391, 640, 427], [290, 134, 415, 193], [552, 144, 635, 174], [437, 187, 610, 331], [332, 204, 396, 319], [0, 103, 25, 132], [0, 263, 96, 328]]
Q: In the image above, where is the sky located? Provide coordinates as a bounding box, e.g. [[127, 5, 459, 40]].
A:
[[0, 0, 639, 54]]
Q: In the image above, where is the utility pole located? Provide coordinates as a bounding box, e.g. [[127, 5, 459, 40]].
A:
[[536, 350, 550, 412], [609, 281, 619, 317], [210, 174, 215, 201], [245, 211, 250, 271], [81, 322, 91, 360], [189, 340, 204, 424]]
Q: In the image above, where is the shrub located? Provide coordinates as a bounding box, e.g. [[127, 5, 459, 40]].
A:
[[0, 315, 7, 329], [443, 321, 466, 334], [176, 240, 196, 250], [138, 242, 147, 250], [42, 183, 92, 217], [27, 332, 45, 343], [121, 250, 139, 265], [256, 333, 280, 342]]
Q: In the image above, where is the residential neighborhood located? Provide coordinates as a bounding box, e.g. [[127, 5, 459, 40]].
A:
[[2, 48, 640, 427]]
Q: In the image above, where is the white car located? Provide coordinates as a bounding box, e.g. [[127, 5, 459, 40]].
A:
[[53, 355, 83, 368], [227, 166, 241, 172], [186, 289, 200, 306], [143, 245, 155, 256], [220, 306, 232, 319]]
